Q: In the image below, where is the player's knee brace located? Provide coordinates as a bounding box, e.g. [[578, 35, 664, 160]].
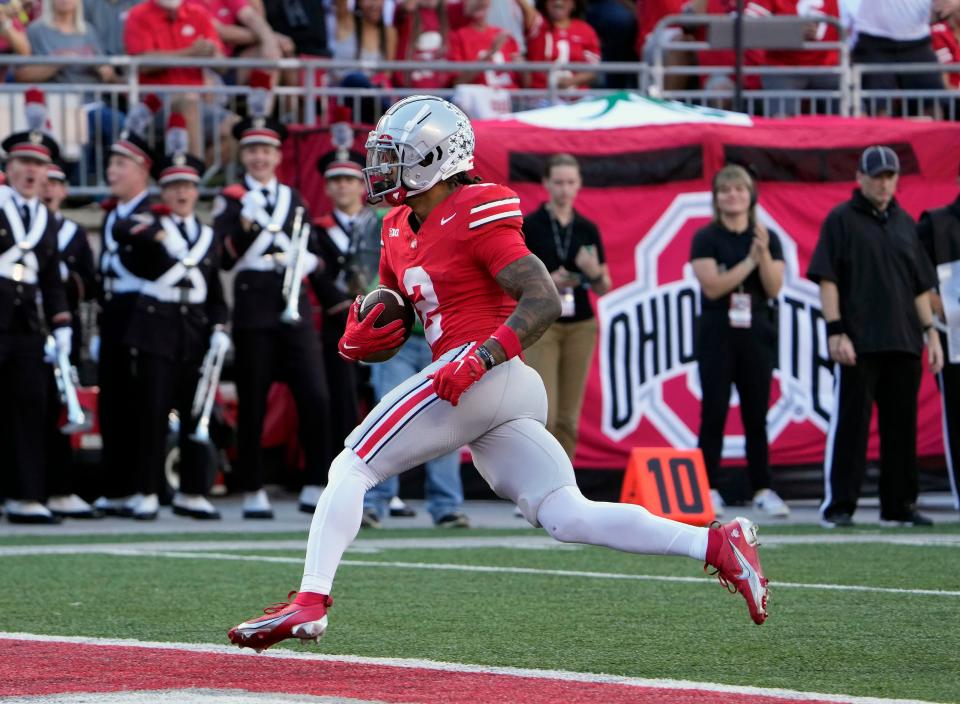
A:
[[327, 448, 383, 491]]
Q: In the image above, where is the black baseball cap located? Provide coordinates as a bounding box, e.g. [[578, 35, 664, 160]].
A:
[[859, 145, 900, 177]]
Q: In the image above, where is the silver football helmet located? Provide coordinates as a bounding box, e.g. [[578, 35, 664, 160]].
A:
[[363, 96, 475, 206]]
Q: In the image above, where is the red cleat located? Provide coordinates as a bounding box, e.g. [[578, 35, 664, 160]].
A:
[[228, 591, 333, 652], [705, 517, 769, 625]]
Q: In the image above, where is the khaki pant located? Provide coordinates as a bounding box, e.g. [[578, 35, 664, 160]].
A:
[[524, 317, 598, 460]]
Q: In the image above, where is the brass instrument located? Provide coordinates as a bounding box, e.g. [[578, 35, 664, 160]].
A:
[[189, 339, 228, 443], [280, 206, 310, 324], [45, 336, 91, 434]]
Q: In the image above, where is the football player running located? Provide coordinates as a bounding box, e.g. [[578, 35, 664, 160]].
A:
[[228, 96, 769, 651]]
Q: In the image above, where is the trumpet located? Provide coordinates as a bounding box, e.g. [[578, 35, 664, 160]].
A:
[[189, 339, 228, 444], [280, 205, 310, 325], [45, 336, 91, 435]]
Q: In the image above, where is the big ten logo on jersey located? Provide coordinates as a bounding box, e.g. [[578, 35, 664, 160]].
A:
[[597, 192, 834, 462]]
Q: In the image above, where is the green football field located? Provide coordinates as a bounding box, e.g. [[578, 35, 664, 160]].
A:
[[2, 524, 959, 703]]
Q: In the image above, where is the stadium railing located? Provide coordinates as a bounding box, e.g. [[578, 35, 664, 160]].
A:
[[1, 43, 958, 196]]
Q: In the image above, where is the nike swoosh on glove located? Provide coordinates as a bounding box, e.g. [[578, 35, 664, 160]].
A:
[[337, 296, 407, 361], [428, 353, 486, 406]]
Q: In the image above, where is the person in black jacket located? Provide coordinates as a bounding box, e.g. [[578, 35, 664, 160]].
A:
[[690, 164, 788, 519], [114, 126, 229, 520], [809, 145, 943, 528], [40, 159, 100, 520], [0, 128, 73, 524], [214, 113, 331, 519], [309, 153, 380, 513], [91, 107, 158, 519], [915, 182, 960, 514]]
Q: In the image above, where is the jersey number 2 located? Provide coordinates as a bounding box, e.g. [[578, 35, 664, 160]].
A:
[[403, 266, 443, 346]]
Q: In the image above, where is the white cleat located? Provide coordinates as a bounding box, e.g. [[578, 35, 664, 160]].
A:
[[752, 488, 790, 518]]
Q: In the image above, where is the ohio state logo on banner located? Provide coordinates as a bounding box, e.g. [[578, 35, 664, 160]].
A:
[[597, 192, 835, 460]]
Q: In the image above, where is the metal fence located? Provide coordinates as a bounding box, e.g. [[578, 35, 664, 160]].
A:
[[1, 37, 958, 195]]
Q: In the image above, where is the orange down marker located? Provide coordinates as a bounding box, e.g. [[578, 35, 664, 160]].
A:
[[619, 448, 716, 526]]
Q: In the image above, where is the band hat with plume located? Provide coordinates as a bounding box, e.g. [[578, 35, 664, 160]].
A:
[[2, 88, 61, 165], [155, 112, 205, 186], [110, 94, 161, 172], [232, 70, 287, 148]]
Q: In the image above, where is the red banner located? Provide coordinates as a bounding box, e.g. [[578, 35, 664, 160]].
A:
[[282, 116, 960, 470]]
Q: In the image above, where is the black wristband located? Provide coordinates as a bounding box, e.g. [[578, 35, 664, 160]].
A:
[[475, 344, 496, 370], [923, 323, 934, 333], [825, 320, 844, 337]]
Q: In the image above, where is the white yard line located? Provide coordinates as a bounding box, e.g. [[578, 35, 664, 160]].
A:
[[0, 632, 948, 704], [14, 545, 958, 598], [1, 531, 958, 558]]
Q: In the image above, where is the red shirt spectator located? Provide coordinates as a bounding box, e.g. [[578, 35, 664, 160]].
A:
[[695, 0, 765, 90], [124, 0, 224, 85], [522, 1, 601, 89], [636, 0, 686, 57], [932, 20, 960, 88], [753, 0, 839, 66], [448, 0, 520, 89], [395, 0, 468, 88]]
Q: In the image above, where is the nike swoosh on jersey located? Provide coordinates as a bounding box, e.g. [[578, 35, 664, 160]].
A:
[[343, 343, 360, 350], [441, 213, 457, 225]]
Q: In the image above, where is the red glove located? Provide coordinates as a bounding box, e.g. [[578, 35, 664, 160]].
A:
[[428, 352, 486, 406], [338, 296, 407, 361]]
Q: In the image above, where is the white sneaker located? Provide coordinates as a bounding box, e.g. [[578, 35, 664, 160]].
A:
[[47, 494, 100, 518], [243, 489, 273, 519], [5, 500, 59, 523], [93, 493, 143, 517], [298, 485, 324, 514], [753, 488, 790, 518], [709, 489, 726, 518], [172, 493, 220, 520], [133, 493, 159, 520]]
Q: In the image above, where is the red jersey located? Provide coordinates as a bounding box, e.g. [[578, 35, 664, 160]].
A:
[[447, 25, 520, 89], [124, 0, 224, 85], [932, 21, 960, 88], [379, 183, 531, 360], [395, 6, 450, 88], [752, 0, 839, 66], [525, 15, 601, 89], [696, 0, 765, 89], [636, 0, 686, 56]]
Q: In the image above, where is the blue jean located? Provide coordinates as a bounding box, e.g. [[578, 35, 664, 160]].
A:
[[362, 335, 464, 522]]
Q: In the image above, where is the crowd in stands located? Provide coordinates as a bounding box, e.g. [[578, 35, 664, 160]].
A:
[[1, 0, 960, 152]]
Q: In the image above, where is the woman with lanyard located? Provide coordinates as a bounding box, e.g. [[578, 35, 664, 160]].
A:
[[690, 164, 788, 518], [523, 154, 610, 461]]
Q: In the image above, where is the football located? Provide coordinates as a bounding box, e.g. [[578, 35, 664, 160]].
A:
[[357, 288, 415, 362]]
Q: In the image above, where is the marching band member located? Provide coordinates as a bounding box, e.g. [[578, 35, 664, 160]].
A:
[[0, 101, 72, 524], [91, 96, 159, 519], [41, 157, 100, 519], [113, 113, 229, 520], [214, 72, 331, 519]]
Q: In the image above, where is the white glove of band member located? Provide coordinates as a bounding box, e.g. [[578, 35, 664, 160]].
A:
[[88, 334, 100, 363], [210, 329, 231, 355], [53, 326, 72, 359]]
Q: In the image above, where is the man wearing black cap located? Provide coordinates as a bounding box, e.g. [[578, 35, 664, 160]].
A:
[[114, 123, 228, 521], [0, 127, 73, 524], [40, 159, 100, 520], [809, 145, 943, 528], [92, 104, 158, 519], [916, 165, 960, 515], [214, 109, 331, 519], [305, 152, 381, 513]]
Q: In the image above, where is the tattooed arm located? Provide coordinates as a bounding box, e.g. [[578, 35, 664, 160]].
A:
[[483, 254, 562, 364]]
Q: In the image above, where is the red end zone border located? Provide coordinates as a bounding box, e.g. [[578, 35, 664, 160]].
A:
[[0, 634, 930, 704]]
